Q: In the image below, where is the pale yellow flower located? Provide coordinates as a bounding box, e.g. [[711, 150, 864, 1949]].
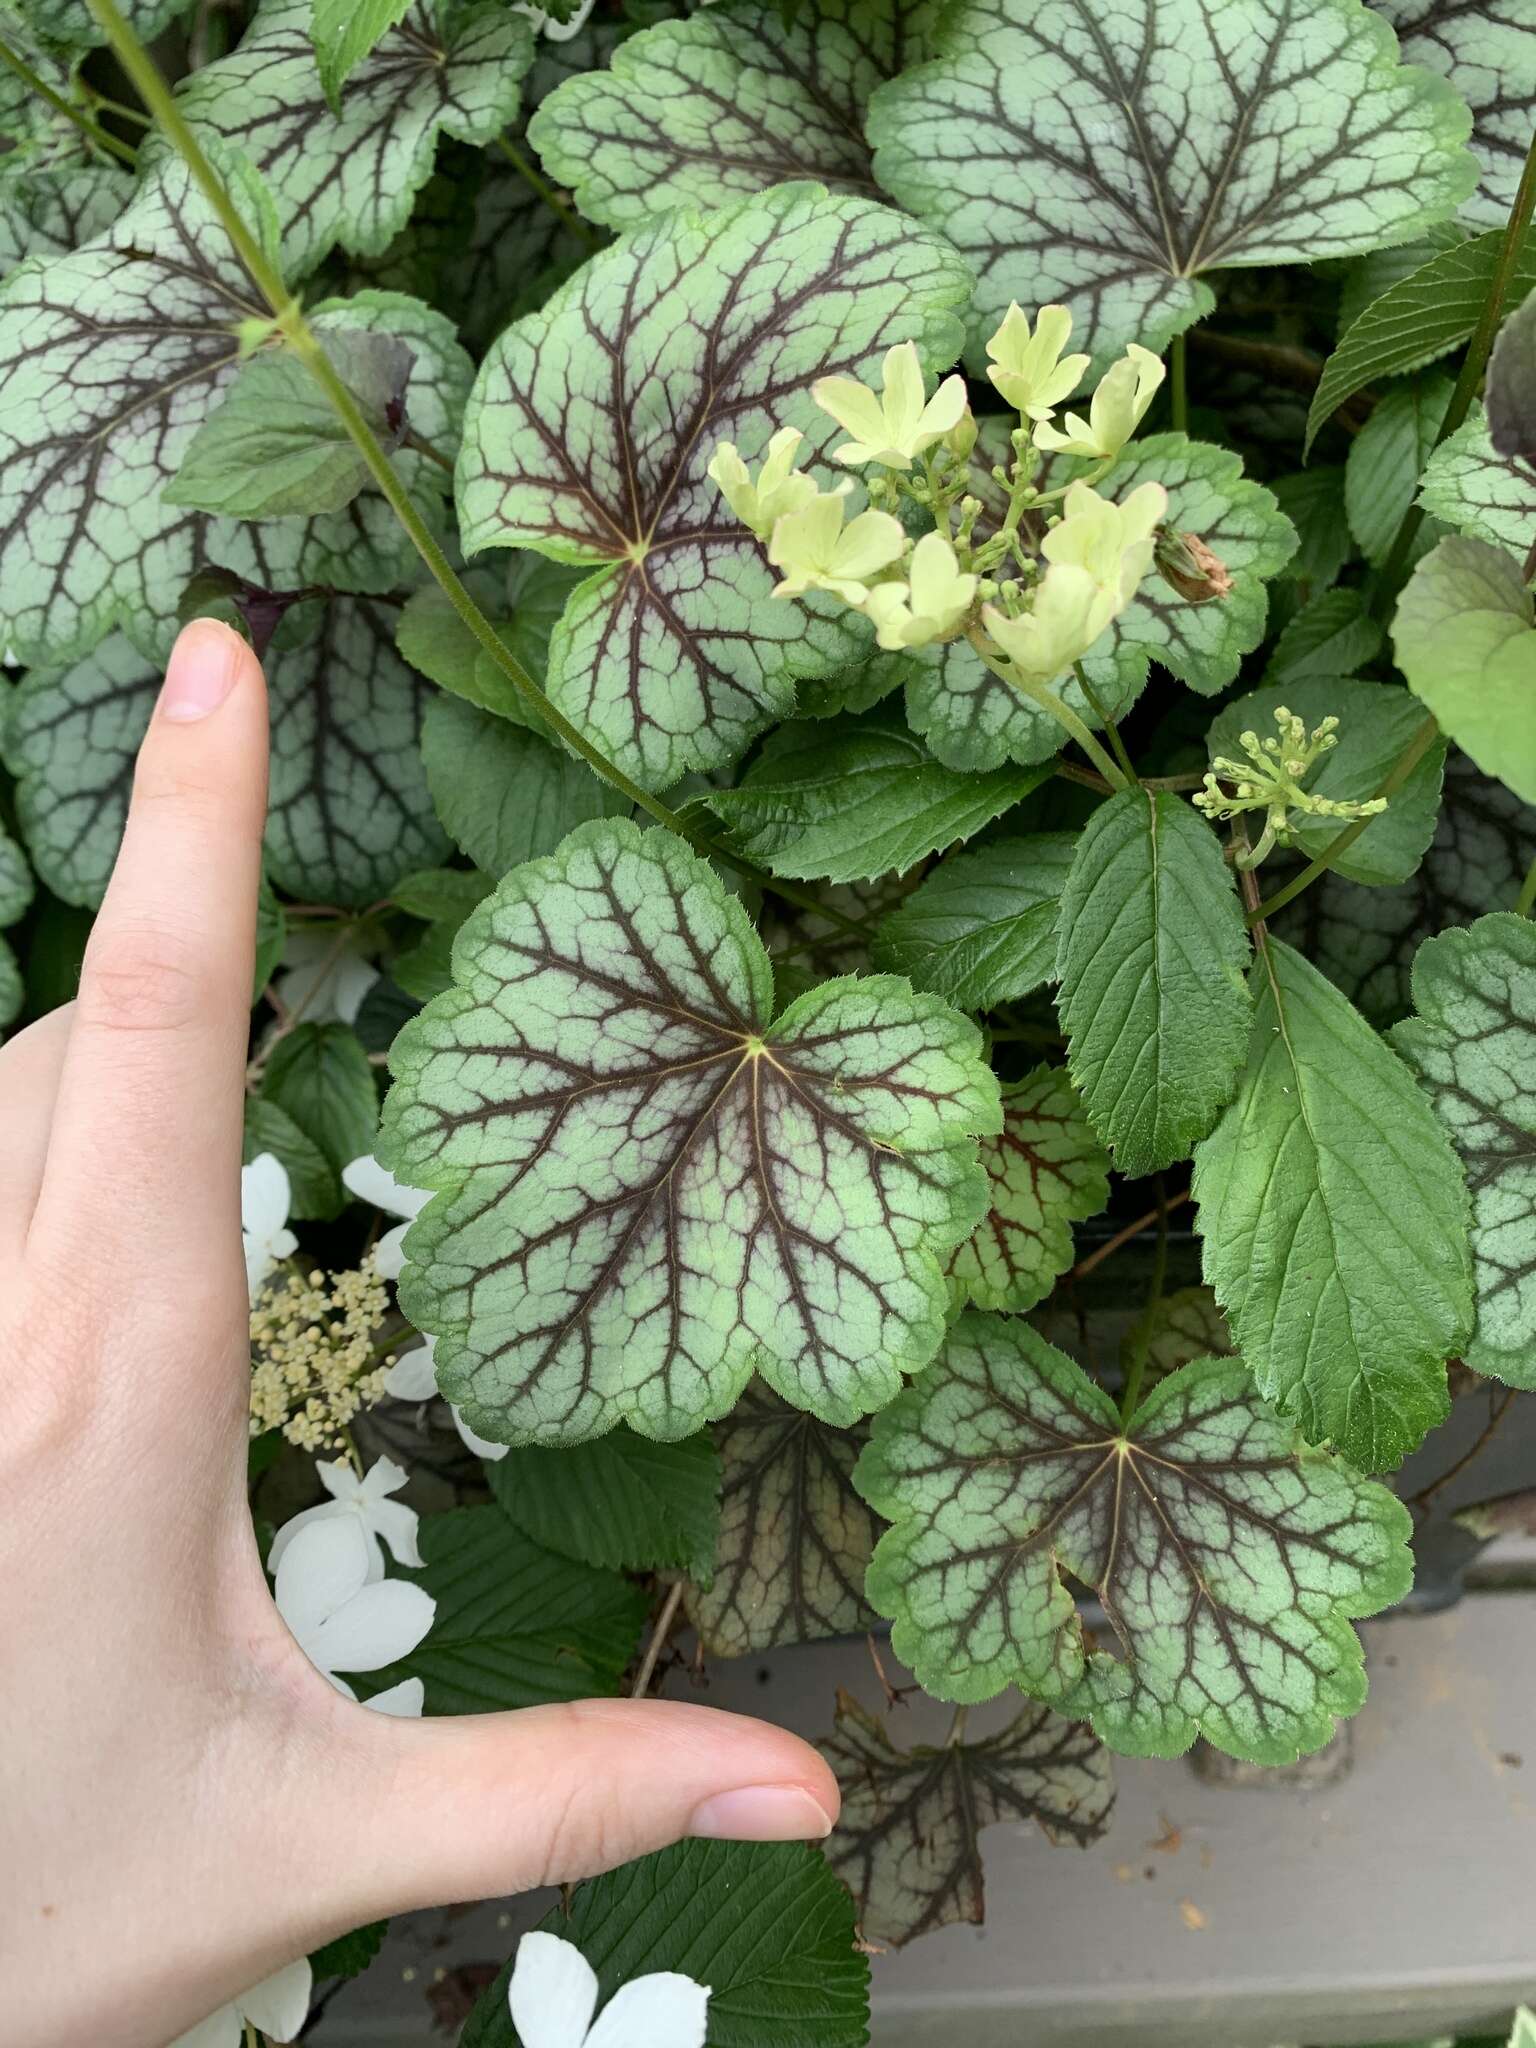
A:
[[984, 303, 1089, 420], [1042, 479, 1167, 612], [983, 566, 1109, 685], [706, 427, 825, 541], [1033, 343, 1165, 460], [767, 491, 907, 602], [812, 341, 969, 468], [863, 532, 977, 650]]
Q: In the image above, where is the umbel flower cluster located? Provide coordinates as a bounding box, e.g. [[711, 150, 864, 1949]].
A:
[[708, 304, 1174, 717], [1194, 706, 1390, 866]]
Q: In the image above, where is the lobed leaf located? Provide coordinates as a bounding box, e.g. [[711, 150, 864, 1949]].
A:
[[1394, 913, 1536, 1389], [1373, 0, 1536, 230], [948, 1065, 1109, 1313], [1054, 788, 1252, 1179], [687, 1384, 883, 1654], [1417, 400, 1536, 555], [379, 818, 999, 1445], [0, 164, 130, 271], [529, 0, 940, 229], [869, 0, 1476, 369], [455, 181, 970, 790], [870, 833, 1075, 1011], [822, 1690, 1113, 1948], [858, 1314, 1414, 1761], [1193, 935, 1472, 1468], [1128, 1284, 1235, 1390]]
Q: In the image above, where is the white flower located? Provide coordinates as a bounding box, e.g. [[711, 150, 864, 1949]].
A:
[[862, 531, 976, 650], [984, 303, 1088, 420], [268, 1456, 423, 1584], [342, 1154, 430, 1281], [271, 927, 379, 1026], [169, 1958, 312, 2048], [706, 428, 827, 541], [273, 1515, 433, 1717], [385, 1338, 509, 1464], [812, 341, 968, 468], [510, 1931, 710, 2048], [767, 491, 907, 603], [242, 1152, 297, 1301], [1033, 343, 1165, 461]]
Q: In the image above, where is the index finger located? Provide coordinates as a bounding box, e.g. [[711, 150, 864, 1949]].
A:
[[31, 620, 270, 1267]]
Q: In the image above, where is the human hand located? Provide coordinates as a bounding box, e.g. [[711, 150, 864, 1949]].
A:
[[0, 621, 839, 2048]]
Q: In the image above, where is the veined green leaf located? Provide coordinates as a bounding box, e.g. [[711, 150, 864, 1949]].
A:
[[362, 1507, 647, 1713], [488, 1427, 721, 1581], [1418, 401, 1536, 554], [949, 1065, 1109, 1313], [455, 182, 970, 791], [529, 0, 940, 228], [1270, 466, 1351, 594], [380, 818, 999, 1444], [1055, 788, 1251, 1179], [420, 692, 625, 878], [1343, 371, 1455, 566], [687, 1385, 882, 1653], [312, 0, 413, 102], [822, 1691, 1113, 1948], [262, 1020, 379, 1176], [1207, 675, 1447, 887], [462, 1841, 870, 2048], [1392, 535, 1536, 808], [1265, 588, 1384, 682], [9, 0, 185, 47], [870, 833, 1074, 1011], [1394, 913, 1536, 1389], [710, 708, 1052, 884], [1374, 0, 1536, 230], [1306, 230, 1536, 455], [242, 1097, 341, 1220], [0, 818, 33, 1030], [1127, 1284, 1234, 1390], [906, 434, 1295, 771], [858, 1315, 1413, 1760], [1193, 935, 1472, 1468], [178, 0, 534, 275], [869, 0, 1476, 369], [0, 164, 130, 271]]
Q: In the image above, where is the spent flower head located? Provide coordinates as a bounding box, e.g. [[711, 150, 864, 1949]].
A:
[[863, 531, 977, 650], [1193, 705, 1388, 866], [249, 1255, 392, 1450], [767, 490, 907, 602], [1033, 343, 1165, 461], [812, 341, 968, 468], [706, 427, 826, 542], [985, 303, 1089, 420]]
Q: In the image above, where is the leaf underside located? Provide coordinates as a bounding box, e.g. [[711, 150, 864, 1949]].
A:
[[380, 818, 998, 1446], [858, 1314, 1414, 1762]]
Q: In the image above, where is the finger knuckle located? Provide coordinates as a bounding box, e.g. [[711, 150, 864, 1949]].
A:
[[80, 919, 208, 1034]]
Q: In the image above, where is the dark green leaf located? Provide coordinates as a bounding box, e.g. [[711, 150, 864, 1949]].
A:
[[1055, 788, 1252, 1178], [1126, 1284, 1234, 1390], [711, 709, 1052, 884], [364, 1507, 647, 1713], [1343, 371, 1454, 566], [1487, 286, 1536, 461], [242, 1096, 341, 1220], [262, 1020, 378, 1175], [489, 1428, 721, 1581], [420, 692, 626, 878], [687, 1386, 881, 1654], [1269, 467, 1351, 593], [1193, 936, 1473, 1469], [870, 833, 1075, 1011], [312, 0, 413, 101], [390, 867, 493, 925], [822, 1691, 1113, 1947], [859, 1314, 1414, 1760], [254, 872, 287, 1002], [309, 1919, 388, 1983], [1264, 588, 1384, 682]]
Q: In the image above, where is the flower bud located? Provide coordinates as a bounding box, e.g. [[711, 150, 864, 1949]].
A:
[[1154, 527, 1233, 604], [944, 409, 978, 460]]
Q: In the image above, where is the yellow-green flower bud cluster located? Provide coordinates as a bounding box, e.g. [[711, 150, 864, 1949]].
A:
[[1193, 707, 1389, 867]]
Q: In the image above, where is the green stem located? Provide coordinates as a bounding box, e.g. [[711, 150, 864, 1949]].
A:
[[0, 32, 139, 166], [965, 627, 1127, 789], [1373, 123, 1536, 612], [1072, 662, 1138, 784], [496, 133, 600, 249], [83, 87, 152, 126], [1516, 854, 1536, 919], [84, 0, 864, 940], [1248, 711, 1441, 926], [1169, 331, 1188, 435], [1119, 1176, 1169, 1426]]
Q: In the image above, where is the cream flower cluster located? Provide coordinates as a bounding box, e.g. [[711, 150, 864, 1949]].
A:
[[706, 308, 1169, 699]]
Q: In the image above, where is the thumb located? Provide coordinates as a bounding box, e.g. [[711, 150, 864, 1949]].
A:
[[311, 1697, 839, 1928]]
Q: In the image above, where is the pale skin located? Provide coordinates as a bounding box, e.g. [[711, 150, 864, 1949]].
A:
[[0, 620, 840, 2048]]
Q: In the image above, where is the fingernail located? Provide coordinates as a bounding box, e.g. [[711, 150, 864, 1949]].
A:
[[158, 620, 245, 723], [687, 1785, 834, 1842]]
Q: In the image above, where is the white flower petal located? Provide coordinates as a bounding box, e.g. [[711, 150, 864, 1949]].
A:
[[273, 1516, 373, 1653], [360, 1455, 409, 1499], [368, 1495, 424, 1570], [341, 1155, 429, 1222], [374, 1220, 411, 1281], [384, 1339, 438, 1401], [363, 1676, 426, 1717], [238, 1958, 314, 2042], [273, 933, 379, 1026], [305, 1579, 435, 1676], [166, 2004, 243, 2048], [241, 1153, 291, 1240], [267, 1500, 372, 1583], [510, 1932, 600, 2048], [453, 1407, 510, 1462], [586, 1973, 711, 2048]]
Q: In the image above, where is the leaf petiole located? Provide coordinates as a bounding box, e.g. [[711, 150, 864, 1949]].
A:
[[964, 625, 1127, 788]]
